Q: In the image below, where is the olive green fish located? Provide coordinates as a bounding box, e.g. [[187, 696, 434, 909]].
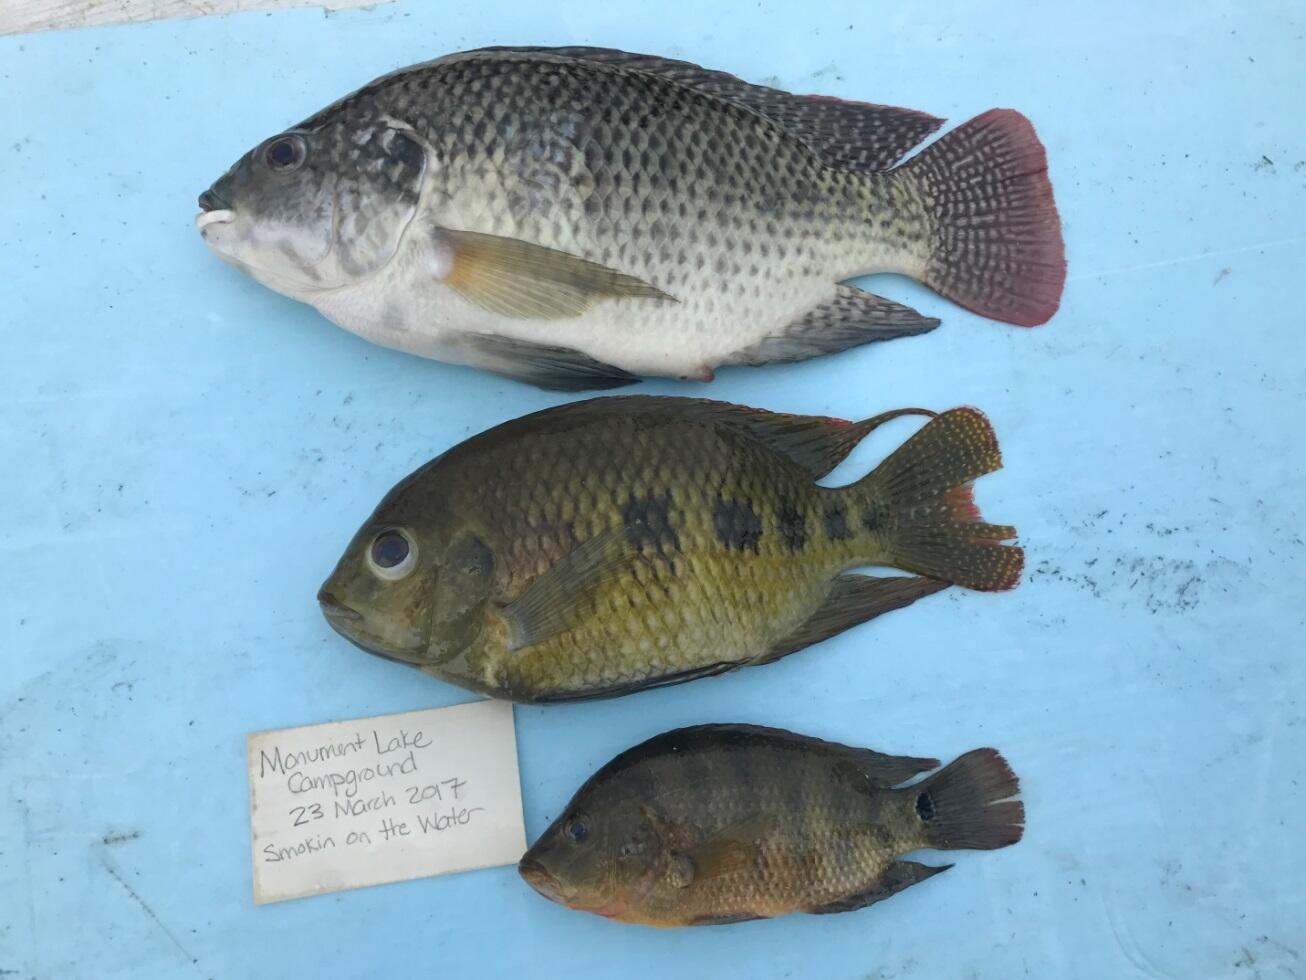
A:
[[317, 396, 1022, 702], [197, 46, 1065, 390], [518, 724, 1024, 926]]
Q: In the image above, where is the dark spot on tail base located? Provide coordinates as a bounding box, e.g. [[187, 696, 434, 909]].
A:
[[777, 501, 807, 552], [824, 504, 851, 541], [916, 792, 936, 821], [714, 497, 763, 553], [862, 503, 891, 534]]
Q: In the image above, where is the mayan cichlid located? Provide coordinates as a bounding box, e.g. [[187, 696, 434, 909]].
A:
[[317, 396, 1023, 703], [196, 46, 1065, 391], [517, 724, 1024, 926]]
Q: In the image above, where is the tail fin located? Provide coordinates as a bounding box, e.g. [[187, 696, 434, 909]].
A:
[[913, 748, 1024, 851], [857, 407, 1022, 591], [899, 109, 1065, 326]]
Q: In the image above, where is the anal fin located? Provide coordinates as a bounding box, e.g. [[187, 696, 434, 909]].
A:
[[809, 860, 951, 915], [464, 333, 641, 391], [727, 285, 939, 367], [755, 574, 949, 666], [524, 660, 743, 704]]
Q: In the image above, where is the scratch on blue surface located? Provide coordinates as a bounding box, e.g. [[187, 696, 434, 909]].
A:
[[96, 845, 199, 970], [1068, 236, 1306, 282]]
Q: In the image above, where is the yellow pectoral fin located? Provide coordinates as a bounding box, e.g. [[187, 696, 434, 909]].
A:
[[499, 526, 642, 651], [682, 813, 774, 882], [439, 228, 674, 319]]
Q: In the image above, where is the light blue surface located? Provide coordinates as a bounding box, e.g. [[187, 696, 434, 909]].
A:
[[2, 2, 1304, 977]]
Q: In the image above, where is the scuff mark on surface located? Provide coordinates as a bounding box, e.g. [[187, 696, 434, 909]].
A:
[[101, 829, 142, 846], [0, 0, 392, 37], [97, 848, 198, 969]]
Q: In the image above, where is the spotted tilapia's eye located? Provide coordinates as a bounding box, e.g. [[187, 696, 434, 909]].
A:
[[367, 529, 417, 581], [264, 134, 307, 174], [563, 813, 591, 845]]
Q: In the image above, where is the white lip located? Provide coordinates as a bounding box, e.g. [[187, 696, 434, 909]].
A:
[[195, 209, 235, 230]]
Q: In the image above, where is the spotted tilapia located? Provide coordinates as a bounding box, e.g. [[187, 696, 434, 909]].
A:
[[519, 724, 1024, 926], [317, 397, 1022, 703], [197, 46, 1065, 390]]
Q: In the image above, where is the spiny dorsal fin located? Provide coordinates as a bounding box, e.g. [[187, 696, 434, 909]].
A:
[[474, 46, 944, 171], [663, 401, 937, 481], [438, 228, 673, 319], [844, 747, 941, 788], [446, 396, 935, 481]]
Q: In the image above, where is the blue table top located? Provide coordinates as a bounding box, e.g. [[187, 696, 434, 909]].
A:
[[3, 2, 1304, 977]]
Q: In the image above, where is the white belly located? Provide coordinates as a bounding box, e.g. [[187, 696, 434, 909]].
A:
[[311, 255, 841, 380]]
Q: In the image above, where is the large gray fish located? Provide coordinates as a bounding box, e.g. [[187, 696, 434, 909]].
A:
[[197, 47, 1065, 390]]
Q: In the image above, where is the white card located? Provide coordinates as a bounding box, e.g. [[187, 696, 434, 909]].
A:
[[247, 699, 525, 904]]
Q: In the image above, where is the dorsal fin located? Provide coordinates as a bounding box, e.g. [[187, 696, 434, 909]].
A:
[[449, 396, 935, 480], [468, 46, 945, 171], [717, 405, 938, 480]]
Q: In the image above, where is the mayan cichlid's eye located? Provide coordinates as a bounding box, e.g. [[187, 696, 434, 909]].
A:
[[367, 528, 417, 581], [264, 134, 307, 173], [563, 813, 591, 845]]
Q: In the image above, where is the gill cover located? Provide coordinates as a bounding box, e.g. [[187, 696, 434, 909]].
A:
[[424, 532, 495, 664], [201, 122, 427, 292], [326, 125, 428, 282]]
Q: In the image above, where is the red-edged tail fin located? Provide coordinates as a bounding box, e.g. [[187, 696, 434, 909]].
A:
[[912, 748, 1024, 851], [856, 408, 1023, 592], [900, 109, 1065, 326]]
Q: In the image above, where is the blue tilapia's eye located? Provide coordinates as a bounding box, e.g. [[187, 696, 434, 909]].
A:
[[367, 529, 417, 581], [563, 814, 591, 845], [264, 135, 306, 173]]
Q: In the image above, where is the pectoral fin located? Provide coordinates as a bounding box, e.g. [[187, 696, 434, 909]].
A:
[[499, 527, 641, 651], [680, 814, 773, 883], [439, 228, 674, 319]]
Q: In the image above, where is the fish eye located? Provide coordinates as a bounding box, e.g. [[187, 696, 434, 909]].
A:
[[563, 813, 591, 845], [367, 529, 417, 581], [264, 135, 307, 173]]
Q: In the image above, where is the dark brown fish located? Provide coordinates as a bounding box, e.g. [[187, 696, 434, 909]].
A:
[[518, 724, 1024, 926], [317, 397, 1023, 703]]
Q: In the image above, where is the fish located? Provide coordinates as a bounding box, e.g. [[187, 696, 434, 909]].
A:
[[517, 724, 1024, 926], [197, 46, 1065, 390], [317, 396, 1022, 703]]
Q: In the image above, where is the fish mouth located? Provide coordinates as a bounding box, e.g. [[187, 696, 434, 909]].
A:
[[195, 208, 235, 231], [318, 588, 363, 624], [316, 587, 420, 666], [518, 857, 565, 902], [196, 188, 236, 232], [198, 188, 229, 212]]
